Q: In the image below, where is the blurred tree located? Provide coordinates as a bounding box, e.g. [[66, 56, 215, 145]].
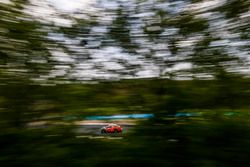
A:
[[0, 0, 53, 83], [108, 7, 138, 52]]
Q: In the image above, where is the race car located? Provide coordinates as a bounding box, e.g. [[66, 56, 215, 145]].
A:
[[101, 123, 122, 133]]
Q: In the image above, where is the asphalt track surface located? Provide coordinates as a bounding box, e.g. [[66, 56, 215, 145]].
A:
[[74, 125, 133, 136]]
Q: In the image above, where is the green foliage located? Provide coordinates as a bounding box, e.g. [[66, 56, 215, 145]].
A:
[[163, 14, 209, 35], [108, 8, 137, 52], [217, 0, 250, 18], [1, 78, 250, 129]]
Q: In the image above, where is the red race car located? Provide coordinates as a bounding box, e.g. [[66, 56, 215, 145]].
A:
[[101, 124, 122, 133]]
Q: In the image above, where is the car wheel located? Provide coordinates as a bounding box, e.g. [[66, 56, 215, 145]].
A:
[[101, 129, 106, 134]]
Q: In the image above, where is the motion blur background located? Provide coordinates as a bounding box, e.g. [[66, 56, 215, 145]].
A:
[[0, 0, 250, 166]]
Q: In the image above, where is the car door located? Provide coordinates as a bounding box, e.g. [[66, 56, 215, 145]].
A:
[[106, 126, 113, 133]]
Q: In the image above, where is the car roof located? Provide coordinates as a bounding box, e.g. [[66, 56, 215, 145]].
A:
[[107, 123, 119, 126]]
